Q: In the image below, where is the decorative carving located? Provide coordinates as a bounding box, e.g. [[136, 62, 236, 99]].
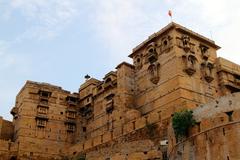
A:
[[199, 44, 209, 60], [234, 76, 240, 86], [176, 36, 195, 53], [10, 107, 18, 116], [146, 42, 158, 64], [201, 61, 214, 83], [183, 53, 197, 76], [134, 54, 143, 70], [148, 62, 160, 84], [182, 35, 191, 53], [79, 105, 93, 120], [161, 35, 172, 53]]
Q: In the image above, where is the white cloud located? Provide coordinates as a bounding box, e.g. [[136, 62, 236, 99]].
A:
[[87, 0, 240, 66], [0, 41, 15, 69], [88, 1, 166, 65], [6, 0, 78, 40], [171, 0, 240, 64], [0, 44, 30, 73], [0, 0, 240, 121], [0, 41, 31, 121]]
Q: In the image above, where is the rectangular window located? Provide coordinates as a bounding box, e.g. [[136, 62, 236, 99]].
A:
[[36, 119, 47, 127], [66, 111, 76, 119], [67, 124, 76, 132], [37, 106, 48, 114]]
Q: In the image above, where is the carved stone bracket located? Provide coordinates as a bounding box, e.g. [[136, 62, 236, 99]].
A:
[[134, 54, 143, 70], [199, 44, 210, 60], [148, 62, 160, 84], [146, 42, 158, 64], [201, 61, 214, 83], [182, 53, 197, 76], [160, 35, 172, 53], [176, 35, 195, 53], [182, 35, 191, 53]]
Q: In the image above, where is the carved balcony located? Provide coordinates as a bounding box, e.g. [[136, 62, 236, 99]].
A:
[[36, 119, 47, 127], [66, 96, 78, 106], [39, 99, 48, 107], [79, 104, 93, 120], [106, 100, 114, 114], [66, 110, 76, 119], [36, 114, 49, 120], [10, 107, 18, 116], [65, 119, 76, 125], [66, 123, 76, 132], [39, 90, 52, 100], [183, 53, 197, 76], [185, 66, 196, 76]]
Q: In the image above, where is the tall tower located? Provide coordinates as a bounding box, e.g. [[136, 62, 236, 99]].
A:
[[129, 22, 221, 125], [10, 81, 78, 159]]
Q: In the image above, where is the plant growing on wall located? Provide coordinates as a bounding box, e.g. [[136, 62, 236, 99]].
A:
[[172, 109, 196, 140]]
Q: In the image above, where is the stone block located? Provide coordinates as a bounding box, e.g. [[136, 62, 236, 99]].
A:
[[233, 110, 240, 121], [112, 153, 126, 160], [123, 121, 134, 135], [128, 152, 147, 160], [113, 127, 123, 139], [135, 117, 146, 130], [147, 150, 162, 159], [125, 109, 141, 123], [93, 136, 102, 146], [102, 132, 112, 143], [147, 112, 159, 124], [113, 119, 123, 128], [84, 140, 93, 150]]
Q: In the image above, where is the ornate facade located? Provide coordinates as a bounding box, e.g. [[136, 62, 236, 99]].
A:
[[0, 22, 240, 160]]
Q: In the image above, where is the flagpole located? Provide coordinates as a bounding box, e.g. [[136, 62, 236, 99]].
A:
[[168, 10, 173, 23]]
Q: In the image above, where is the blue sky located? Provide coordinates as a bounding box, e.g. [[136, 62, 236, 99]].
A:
[[0, 0, 240, 120]]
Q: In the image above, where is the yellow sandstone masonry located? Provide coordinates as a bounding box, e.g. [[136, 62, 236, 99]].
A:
[[0, 22, 240, 160]]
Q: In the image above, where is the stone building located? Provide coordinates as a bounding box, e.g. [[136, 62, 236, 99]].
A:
[[0, 22, 240, 160]]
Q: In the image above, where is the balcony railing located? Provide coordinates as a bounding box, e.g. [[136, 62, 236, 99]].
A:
[[65, 119, 76, 124], [36, 114, 49, 120], [39, 99, 48, 107], [66, 125, 76, 132], [39, 90, 52, 99], [66, 100, 78, 106]]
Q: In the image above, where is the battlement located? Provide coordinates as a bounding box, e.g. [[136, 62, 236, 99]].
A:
[[1, 22, 240, 160]]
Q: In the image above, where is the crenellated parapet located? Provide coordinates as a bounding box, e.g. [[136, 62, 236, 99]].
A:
[[1, 22, 240, 160], [168, 93, 240, 160]]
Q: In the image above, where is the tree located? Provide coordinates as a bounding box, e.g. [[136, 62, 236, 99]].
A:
[[172, 109, 196, 140]]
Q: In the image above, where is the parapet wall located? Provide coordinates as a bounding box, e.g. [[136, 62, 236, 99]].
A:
[[68, 109, 166, 159], [0, 117, 13, 140], [0, 139, 10, 155], [0, 139, 18, 160], [168, 93, 240, 160], [193, 92, 240, 121]]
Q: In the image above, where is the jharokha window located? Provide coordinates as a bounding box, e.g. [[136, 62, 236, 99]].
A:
[[66, 111, 76, 119], [36, 119, 47, 128], [37, 106, 48, 114], [39, 90, 51, 99], [67, 124, 76, 132]]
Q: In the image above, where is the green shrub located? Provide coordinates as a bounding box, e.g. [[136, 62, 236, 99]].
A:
[[172, 109, 196, 140]]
